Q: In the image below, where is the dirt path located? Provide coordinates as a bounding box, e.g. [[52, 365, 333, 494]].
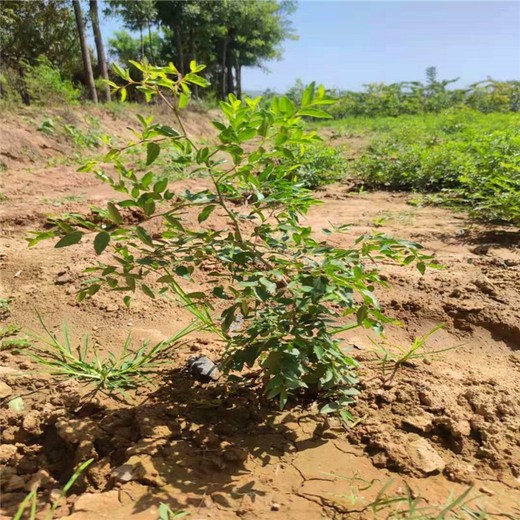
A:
[[1, 110, 519, 519]]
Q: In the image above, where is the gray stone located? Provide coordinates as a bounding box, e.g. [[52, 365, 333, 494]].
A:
[[407, 438, 446, 474]]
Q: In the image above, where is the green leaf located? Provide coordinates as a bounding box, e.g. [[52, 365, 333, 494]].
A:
[[198, 205, 216, 223], [301, 82, 316, 107], [120, 87, 127, 103], [320, 402, 341, 414], [417, 261, 426, 275], [141, 171, 154, 189], [141, 284, 155, 298], [153, 178, 168, 194], [298, 108, 332, 119], [55, 231, 83, 248], [112, 63, 126, 79], [179, 92, 190, 109], [238, 128, 257, 142], [356, 305, 368, 324], [93, 232, 110, 255], [155, 125, 181, 138], [107, 202, 123, 224], [136, 226, 153, 247], [146, 142, 160, 165]]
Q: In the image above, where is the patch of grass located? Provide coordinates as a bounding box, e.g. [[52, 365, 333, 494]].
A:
[[1, 337, 32, 351], [0, 297, 13, 319], [28, 314, 203, 396], [40, 194, 86, 207], [369, 325, 457, 381], [286, 141, 348, 189], [365, 481, 489, 519], [0, 324, 21, 339], [332, 476, 511, 519], [370, 210, 416, 228], [0, 324, 31, 351]]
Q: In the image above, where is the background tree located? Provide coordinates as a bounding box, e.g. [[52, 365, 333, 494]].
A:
[[155, 0, 296, 99], [0, 0, 81, 103], [105, 0, 159, 62], [89, 0, 110, 101], [72, 0, 98, 103]]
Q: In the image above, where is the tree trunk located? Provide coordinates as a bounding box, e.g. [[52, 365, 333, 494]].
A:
[[147, 22, 155, 64], [72, 0, 98, 103], [235, 56, 242, 100], [89, 0, 110, 102], [226, 50, 234, 97], [220, 35, 228, 100], [189, 30, 198, 98], [173, 24, 184, 74]]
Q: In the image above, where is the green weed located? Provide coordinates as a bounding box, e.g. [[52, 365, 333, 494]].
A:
[[28, 314, 204, 396], [331, 475, 514, 519], [13, 459, 94, 520], [369, 325, 456, 380], [0, 297, 13, 319], [0, 324, 31, 350], [158, 503, 189, 519]]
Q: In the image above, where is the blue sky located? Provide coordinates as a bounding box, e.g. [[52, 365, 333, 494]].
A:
[[100, 1, 520, 92]]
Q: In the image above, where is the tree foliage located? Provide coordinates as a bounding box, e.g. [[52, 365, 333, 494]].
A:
[[0, 0, 81, 103], [107, 0, 296, 100]]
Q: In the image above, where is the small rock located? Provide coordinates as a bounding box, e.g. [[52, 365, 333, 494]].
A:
[[7, 396, 24, 413], [55, 273, 73, 285], [0, 381, 13, 399], [470, 244, 491, 255], [478, 486, 495, 496], [112, 464, 135, 483], [402, 413, 434, 433], [271, 502, 281, 511], [435, 417, 471, 438], [25, 469, 56, 491], [23, 411, 43, 435], [72, 490, 120, 513], [187, 356, 221, 382], [407, 438, 446, 474]]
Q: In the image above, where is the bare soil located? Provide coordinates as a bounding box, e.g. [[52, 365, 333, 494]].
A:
[[0, 106, 519, 519]]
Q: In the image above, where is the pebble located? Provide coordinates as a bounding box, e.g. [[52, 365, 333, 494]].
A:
[[0, 381, 13, 399], [55, 273, 73, 285], [407, 437, 446, 474], [478, 486, 495, 496]]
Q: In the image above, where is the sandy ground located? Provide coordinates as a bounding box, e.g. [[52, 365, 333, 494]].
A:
[[0, 107, 519, 519]]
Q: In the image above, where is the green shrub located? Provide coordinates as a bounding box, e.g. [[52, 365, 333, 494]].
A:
[[285, 142, 347, 189], [346, 110, 520, 225], [29, 64, 434, 420], [24, 56, 80, 105]]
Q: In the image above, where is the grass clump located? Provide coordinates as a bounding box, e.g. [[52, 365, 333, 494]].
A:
[[0, 324, 31, 351], [28, 314, 203, 396]]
